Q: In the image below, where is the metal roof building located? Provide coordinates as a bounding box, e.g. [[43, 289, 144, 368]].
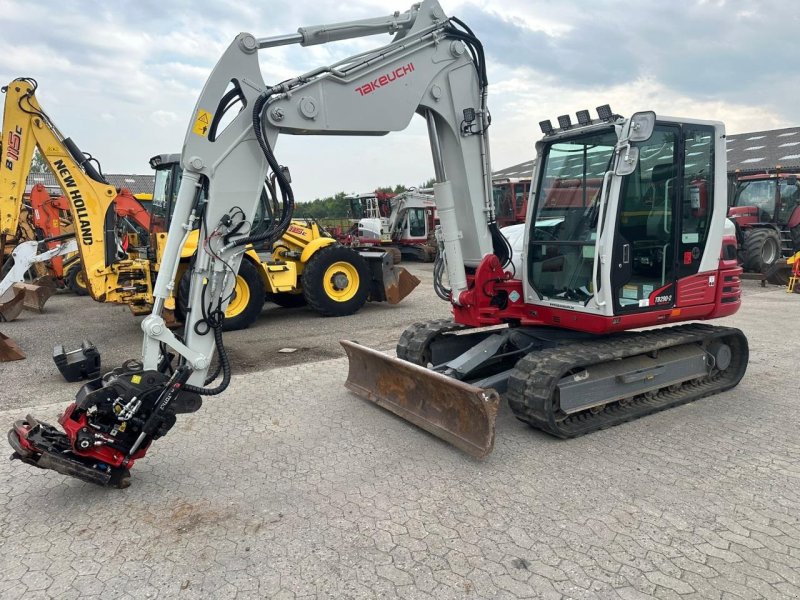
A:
[[492, 125, 800, 182], [25, 171, 155, 196], [725, 126, 800, 174], [492, 160, 535, 180]]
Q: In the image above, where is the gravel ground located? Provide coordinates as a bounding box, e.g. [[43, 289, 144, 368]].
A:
[[0, 270, 799, 599]]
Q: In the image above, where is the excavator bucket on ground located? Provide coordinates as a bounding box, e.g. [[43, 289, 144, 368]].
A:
[[0, 332, 24, 361], [362, 251, 420, 305], [16, 279, 56, 312], [340, 340, 500, 458], [0, 288, 26, 323], [383, 265, 420, 305]]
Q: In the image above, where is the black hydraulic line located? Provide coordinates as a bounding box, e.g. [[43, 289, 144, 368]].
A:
[[63, 138, 108, 185]]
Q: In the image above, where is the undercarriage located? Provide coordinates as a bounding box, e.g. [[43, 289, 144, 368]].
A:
[[343, 320, 748, 456]]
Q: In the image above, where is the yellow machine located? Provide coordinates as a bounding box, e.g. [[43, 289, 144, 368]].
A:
[[0, 78, 417, 348], [150, 156, 418, 330], [0, 78, 154, 324]]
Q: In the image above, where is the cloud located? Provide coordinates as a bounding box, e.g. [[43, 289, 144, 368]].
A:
[[0, 0, 796, 199]]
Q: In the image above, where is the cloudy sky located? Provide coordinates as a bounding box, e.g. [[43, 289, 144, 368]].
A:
[[2, 0, 798, 200]]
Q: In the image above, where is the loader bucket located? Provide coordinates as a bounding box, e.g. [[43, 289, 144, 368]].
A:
[[16, 279, 56, 313], [0, 332, 24, 361], [362, 250, 420, 304], [383, 265, 420, 305], [0, 288, 25, 322], [340, 340, 500, 458]]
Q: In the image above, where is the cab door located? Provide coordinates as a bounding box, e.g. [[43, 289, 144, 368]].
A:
[[610, 124, 679, 313], [610, 123, 716, 314]]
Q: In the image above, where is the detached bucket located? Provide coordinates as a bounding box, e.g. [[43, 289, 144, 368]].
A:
[[19, 278, 57, 312], [0, 332, 24, 361], [53, 340, 101, 382], [340, 340, 499, 458], [363, 250, 420, 304], [0, 288, 25, 322]]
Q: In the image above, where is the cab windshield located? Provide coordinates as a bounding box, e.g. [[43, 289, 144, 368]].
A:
[[734, 179, 776, 221], [150, 167, 174, 233], [528, 128, 617, 301]]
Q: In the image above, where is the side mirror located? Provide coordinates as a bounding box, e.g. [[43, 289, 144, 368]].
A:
[[625, 111, 656, 143], [615, 146, 640, 176]]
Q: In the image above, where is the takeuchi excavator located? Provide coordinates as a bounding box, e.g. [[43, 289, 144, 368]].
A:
[[9, 0, 747, 487]]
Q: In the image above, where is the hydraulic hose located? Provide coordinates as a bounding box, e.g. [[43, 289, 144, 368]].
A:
[[225, 91, 295, 250]]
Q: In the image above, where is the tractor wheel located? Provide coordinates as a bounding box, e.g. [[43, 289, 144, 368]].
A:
[[743, 228, 782, 272], [302, 245, 370, 317], [177, 258, 265, 331], [268, 292, 307, 308], [66, 264, 90, 296], [764, 261, 791, 287]]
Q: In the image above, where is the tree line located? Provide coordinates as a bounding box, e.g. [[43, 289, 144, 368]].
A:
[[294, 179, 436, 219]]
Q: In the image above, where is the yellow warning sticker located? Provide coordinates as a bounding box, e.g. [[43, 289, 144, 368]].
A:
[[192, 109, 212, 137], [131, 374, 142, 384]]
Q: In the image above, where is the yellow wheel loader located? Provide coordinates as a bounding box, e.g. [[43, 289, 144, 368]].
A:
[[149, 155, 419, 330], [0, 78, 417, 361]]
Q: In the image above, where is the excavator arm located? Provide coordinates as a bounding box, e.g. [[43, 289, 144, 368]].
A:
[[7, 0, 504, 486], [142, 0, 502, 382]]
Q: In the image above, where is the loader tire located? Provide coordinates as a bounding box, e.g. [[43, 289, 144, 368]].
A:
[[66, 264, 89, 296], [267, 292, 307, 308], [177, 258, 265, 331], [764, 261, 791, 287], [743, 228, 781, 272], [302, 245, 369, 317]]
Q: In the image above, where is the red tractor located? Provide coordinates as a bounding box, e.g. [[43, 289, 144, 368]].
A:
[[728, 171, 800, 282]]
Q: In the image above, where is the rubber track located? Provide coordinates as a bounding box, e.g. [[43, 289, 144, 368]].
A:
[[396, 320, 467, 365], [506, 323, 749, 438]]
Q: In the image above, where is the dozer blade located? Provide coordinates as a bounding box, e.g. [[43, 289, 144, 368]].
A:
[[16, 280, 56, 313], [340, 340, 500, 458], [0, 288, 25, 322], [0, 332, 24, 361]]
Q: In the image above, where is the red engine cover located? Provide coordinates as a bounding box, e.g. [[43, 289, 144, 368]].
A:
[[727, 205, 759, 228]]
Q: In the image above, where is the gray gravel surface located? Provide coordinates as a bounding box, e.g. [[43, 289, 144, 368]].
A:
[[0, 263, 449, 411], [0, 271, 799, 599]]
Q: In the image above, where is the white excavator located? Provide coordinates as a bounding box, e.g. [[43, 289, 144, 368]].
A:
[[9, 0, 747, 487], [348, 188, 438, 261]]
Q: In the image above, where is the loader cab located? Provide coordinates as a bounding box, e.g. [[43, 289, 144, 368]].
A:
[[525, 112, 724, 319], [149, 154, 181, 234], [149, 155, 273, 236]]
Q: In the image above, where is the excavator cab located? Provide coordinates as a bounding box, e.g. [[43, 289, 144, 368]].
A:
[[521, 116, 724, 318], [345, 110, 746, 457]]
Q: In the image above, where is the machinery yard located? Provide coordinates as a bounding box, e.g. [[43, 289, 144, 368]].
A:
[[3, 0, 800, 598], [1, 269, 799, 599]]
